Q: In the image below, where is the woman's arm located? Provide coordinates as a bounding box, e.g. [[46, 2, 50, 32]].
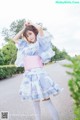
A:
[[12, 27, 26, 43]]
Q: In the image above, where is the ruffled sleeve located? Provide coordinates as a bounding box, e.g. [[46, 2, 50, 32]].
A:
[[37, 32, 52, 51], [15, 50, 24, 67], [37, 32, 55, 64], [14, 39, 27, 67]]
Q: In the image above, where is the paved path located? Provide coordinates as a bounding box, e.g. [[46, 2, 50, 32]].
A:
[[0, 60, 74, 120]]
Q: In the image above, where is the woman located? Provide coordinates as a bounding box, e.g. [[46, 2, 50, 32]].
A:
[[13, 21, 62, 120]]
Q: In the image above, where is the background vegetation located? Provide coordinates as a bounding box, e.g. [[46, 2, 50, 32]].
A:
[[64, 55, 80, 120]]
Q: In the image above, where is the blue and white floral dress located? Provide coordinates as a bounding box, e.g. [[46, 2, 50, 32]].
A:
[[15, 33, 62, 101]]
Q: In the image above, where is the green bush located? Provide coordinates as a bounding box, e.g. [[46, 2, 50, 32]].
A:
[[0, 65, 24, 80], [74, 106, 80, 120], [51, 46, 69, 61], [64, 55, 80, 120], [1, 40, 17, 65]]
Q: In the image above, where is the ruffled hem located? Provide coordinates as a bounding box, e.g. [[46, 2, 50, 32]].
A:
[[19, 84, 63, 101]]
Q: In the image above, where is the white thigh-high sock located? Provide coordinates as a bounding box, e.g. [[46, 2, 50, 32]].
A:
[[43, 99, 60, 120], [33, 100, 41, 120]]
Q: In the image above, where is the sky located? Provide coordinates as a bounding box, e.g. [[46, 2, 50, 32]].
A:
[[0, 0, 80, 56]]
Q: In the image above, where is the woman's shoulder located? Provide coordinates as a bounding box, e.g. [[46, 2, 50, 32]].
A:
[[17, 38, 27, 45], [16, 39, 28, 49]]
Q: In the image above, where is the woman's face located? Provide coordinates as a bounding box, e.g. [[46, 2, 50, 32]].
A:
[[26, 30, 36, 43]]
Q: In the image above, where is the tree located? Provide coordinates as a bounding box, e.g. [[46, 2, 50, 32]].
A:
[[60, 49, 69, 59], [10, 19, 26, 35], [51, 46, 69, 61], [1, 40, 17, 65], [2, 19, 26, 41], [0, 49, 4, 65], [2, 28, 10, 41]]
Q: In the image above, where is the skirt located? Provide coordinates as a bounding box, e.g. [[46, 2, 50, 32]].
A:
[[19, 68, 63, 101]]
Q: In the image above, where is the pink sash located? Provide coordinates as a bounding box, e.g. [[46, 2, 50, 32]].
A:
[[24, 56, 43, 70]]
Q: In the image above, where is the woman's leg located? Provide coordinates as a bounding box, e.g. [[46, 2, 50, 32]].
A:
[[33, 100, 41, 120], [42, 98, 60, 120]]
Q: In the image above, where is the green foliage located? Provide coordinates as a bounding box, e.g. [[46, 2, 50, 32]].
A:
[[0, 65, 24, 80], [2, 28, 10, 41], [0, 49, 4, 65], [64, 55, 80, 120], [2, 19, 26, 41], [10, 19, 26, 35], [51, 46, 69, 61], [74, 106, 80, 120], [1, 40, 17, 65]]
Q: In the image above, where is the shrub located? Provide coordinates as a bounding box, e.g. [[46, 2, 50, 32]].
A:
[[0, 65, 24, 80], [64, 55, 80, 120]]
